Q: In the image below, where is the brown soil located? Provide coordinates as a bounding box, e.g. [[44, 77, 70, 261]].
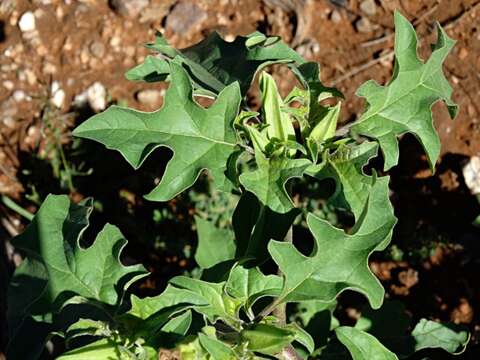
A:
[[1, 0, 480, 358], [1, 0, 479, 198]]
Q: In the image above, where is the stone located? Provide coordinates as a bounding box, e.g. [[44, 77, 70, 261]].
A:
[[330, 10, 342, 24], [355, 17, 374, 33], [463, 156, 480, 194], [51, 81, 65, 108], [360, 0, 377, 16], [86, 82, 107, 111], [18, 11, 36, 32], [110, 0, 149, 17], [89, 41, 105, 58], [13, 90, 27, 102], [3, 81, 14, 91], [25, 69, 37, 85], [166, 2, 207, 35], [137, 89, 163, 106], [458, 47, 468, 60]]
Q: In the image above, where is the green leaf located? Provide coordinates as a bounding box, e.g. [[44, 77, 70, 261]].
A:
[[232, 192, 300, 262], [169, 277, 240, 328], [56, 339, 153, 360], [259, 72, 295, 143], [354, 302, 469, 358], [161, 310, 193, 336], [336, 326, 398, 360], [289, 323, 315, 354], [194, 216, 236, 269], [268, 176, 396, 308], [225, 266, 282, 313], [66, 318, 111, 340], [8, 196, 146, 344], [198, 333, 237, 360], [306, 141, 379, 220], [10, 195, 146, 307], [129, 277, 240, 330], [241, 323, 295, 355], [239, 149, 311, 214], [290, 62, 343, 137], [7, 195, 146, 358], [73, 62, 242, 201], [410, 319, 469, 355], [128, 284, 208, 321], [351, 11, 457, 171], [309, 102, 341, 144], [127, 31, 305, 96], [125, 55, 170, 82]]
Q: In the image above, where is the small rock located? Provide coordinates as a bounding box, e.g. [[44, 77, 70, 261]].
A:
[[139, 3, 174, 23], [89, 41, 105, 58], [110, 36, 121, 47], [52, 89, 65, 108], [125, 46, 136, 57], [360, 0, 377, 16], [87, 82, 107, 111], [25, 69, 37, 85], [25, 125, 41, 148], [330, 10, 342, 24], [13, 90, 27, 102], [463, 156, 480, 194], [137, 89, 163, 106], [166, 2, 207, 35], [80, 49, 89, 64], [43, 62, 57, 74], [110, 0, 150, 17], [3, 117, 16, 129], [18, 11, 36, 32], [37, 45, 48, 56], [3, 47, 13, 57], [73, 90, 88, 107], [3, 80, 14, 91], [51, 81, 65, 108], [355, 17, 373, 33], [458, 47, 468, 60]]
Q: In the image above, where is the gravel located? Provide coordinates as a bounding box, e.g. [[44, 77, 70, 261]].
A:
[[18, 11, 36, 32]]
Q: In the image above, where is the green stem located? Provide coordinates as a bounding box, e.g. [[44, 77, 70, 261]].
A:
[[273, 225, 293, 325], [1, 195, 34, 221]]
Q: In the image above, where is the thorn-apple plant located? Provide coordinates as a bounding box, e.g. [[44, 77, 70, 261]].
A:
[[7, 11, 470, 360]]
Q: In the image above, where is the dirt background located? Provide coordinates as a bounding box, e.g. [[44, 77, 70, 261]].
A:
[[1, 0, 480, 358]]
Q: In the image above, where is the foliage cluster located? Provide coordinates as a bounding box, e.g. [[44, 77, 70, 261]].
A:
[[6, 11, 469, 360]]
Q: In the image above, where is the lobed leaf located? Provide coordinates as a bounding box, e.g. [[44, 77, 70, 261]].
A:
[[129, 276, 240, 330], [306, 141, 379, 220], [351, 11, 457, 171], [7, 195, 146, 358], [268, 176, 397, 308], [126, 31, 305, 96], [74, 62, 242, 201], [225, 266, 282, 313], [239, 149, 311, 214]]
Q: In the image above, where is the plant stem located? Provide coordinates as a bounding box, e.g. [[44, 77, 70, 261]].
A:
[[1, 195, 34, 221], [273, 225, 292, 325], [274, 226, 302, 360]]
